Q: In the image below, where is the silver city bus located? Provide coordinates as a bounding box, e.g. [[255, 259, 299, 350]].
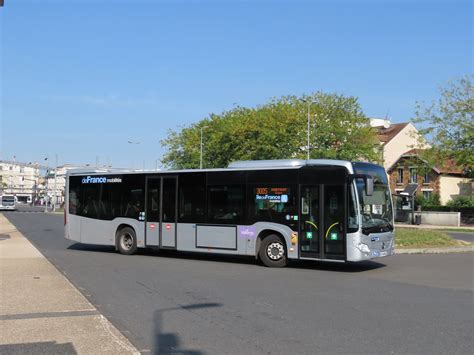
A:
[[65, 159, 394, 267]]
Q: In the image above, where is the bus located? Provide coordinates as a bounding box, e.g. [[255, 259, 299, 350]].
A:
[[65, 159, 394, 267], [0, 195, 17, 211]]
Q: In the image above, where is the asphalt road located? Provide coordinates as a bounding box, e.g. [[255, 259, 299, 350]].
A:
[[4, 212, 474, 354], [446, 231, 474, 243]]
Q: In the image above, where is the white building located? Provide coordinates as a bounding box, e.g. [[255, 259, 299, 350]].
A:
[[46, 165, 82, 206], [370, 118, 428, 169], [0, 161, 42, 203]]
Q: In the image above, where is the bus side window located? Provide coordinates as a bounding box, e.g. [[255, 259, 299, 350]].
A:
[[207, 185, 245, 223]]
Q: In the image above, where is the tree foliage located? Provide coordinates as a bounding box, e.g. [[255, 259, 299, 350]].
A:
[[446, 196, 474, 208], [160, 92, 380, 169], [412, 75, 474, 171]]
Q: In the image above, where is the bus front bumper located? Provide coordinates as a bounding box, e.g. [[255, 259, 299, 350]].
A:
[[347, 233, 395, 261]]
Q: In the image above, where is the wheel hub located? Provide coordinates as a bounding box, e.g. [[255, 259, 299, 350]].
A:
[[267, 242, 284, 260], [122, 234, 133, 250]]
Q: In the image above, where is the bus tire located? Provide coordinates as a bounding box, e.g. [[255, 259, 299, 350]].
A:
[[116, 227, 137, 255], [259, 234, 288, 268]]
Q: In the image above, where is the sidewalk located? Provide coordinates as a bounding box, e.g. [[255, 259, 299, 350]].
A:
[[0, 214, 139, 354], [396, 246, 474, 254], [395, 223, 474, 231]]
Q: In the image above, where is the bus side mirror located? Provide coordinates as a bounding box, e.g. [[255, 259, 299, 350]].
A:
[[365, 176, 374, 196]]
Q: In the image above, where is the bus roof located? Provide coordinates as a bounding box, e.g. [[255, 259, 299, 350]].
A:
[[66, 159, 360, 176]]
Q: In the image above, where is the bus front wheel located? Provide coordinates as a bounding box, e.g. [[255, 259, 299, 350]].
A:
[[259, 234, 288, 268], [116, 227, 137, 255]]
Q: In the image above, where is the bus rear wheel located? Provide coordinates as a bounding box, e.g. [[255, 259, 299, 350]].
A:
[[259, 234, 288, 268], [116, 227, 137, 255]]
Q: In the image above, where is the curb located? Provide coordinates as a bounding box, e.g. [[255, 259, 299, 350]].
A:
[[396, 246, 474, 254], [0, 213, 140, 354], [395, 224, 474, 231]]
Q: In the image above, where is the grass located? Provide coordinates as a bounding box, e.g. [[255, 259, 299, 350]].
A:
[[395, 228, 470, 249]]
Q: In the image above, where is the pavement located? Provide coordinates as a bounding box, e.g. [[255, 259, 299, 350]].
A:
[[395, 222, 474, 230], [0, 214, 139, 354], [396, 245, 474, 254]]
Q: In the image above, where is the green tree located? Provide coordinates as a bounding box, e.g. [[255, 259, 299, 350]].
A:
[[412, 75, 474, 171], [161, 92, 380, 169]]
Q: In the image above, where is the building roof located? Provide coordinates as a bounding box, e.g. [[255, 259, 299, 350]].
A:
[[389, 149, 465, 175], [376, 122, 409, 145]]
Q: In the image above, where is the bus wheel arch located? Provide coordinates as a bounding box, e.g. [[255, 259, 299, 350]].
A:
[[115, 225, 138, 255], [256, 230, 288, 268]]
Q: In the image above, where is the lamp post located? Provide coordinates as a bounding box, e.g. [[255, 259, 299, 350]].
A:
[[200, 126, 209, 169], [53, 154, 58, 212], [44, 157, 49, 212], [301, 99, 317, 160]]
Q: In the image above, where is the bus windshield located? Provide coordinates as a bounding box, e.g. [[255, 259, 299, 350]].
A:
[[2, 196, 15, 206], [352, 163, 394, 235]]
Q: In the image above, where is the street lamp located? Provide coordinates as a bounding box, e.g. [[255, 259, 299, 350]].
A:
[[301, 98, 317, 160], [53, 154, 58, 212], [200, 126, 209, 169], [44, 157, 49, 212]]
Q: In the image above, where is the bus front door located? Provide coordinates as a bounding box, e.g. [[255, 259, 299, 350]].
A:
[[300, 184, 346, 260]]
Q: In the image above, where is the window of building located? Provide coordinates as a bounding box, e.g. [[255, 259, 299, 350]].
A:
[[397, 168, 404, 184], [423, 190, 432, 199], [409, 168, 417, 183], [20, 167, 25, 173], [423, 172, 430, 184]]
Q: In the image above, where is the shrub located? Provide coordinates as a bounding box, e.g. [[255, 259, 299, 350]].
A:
[[415, 193, 441, 209], [446, 196, 474, 208]]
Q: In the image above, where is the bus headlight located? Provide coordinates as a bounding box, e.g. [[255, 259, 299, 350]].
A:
[[356, 243, 371, 254]]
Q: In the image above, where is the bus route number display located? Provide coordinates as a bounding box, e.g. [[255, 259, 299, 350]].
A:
[[255, 187, 289, 203]]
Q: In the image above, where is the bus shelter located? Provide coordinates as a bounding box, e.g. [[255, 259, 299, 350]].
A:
[[393, 184, 419, 224]]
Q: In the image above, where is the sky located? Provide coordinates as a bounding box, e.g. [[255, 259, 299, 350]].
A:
[[0, 0, 472, 169]]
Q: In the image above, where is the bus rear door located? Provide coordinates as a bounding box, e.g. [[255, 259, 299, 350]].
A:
[[145, 176, 177, 249]]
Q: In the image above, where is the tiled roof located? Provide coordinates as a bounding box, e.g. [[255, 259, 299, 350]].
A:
[[397, 149, 465, 175], [376, 122, 409, 144]]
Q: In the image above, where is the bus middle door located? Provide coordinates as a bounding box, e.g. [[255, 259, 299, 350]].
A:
[[145, 177, 160, 247], [160, 176, 177, 249]]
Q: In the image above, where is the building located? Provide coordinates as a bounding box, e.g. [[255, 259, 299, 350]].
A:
[[387, 150, 472, 205], [370, 118, 427, 169], [0, 160, 85, 205], [370, 119, 471, 204], [45, 165, 81, 205], [0, 160, 42, 203]]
